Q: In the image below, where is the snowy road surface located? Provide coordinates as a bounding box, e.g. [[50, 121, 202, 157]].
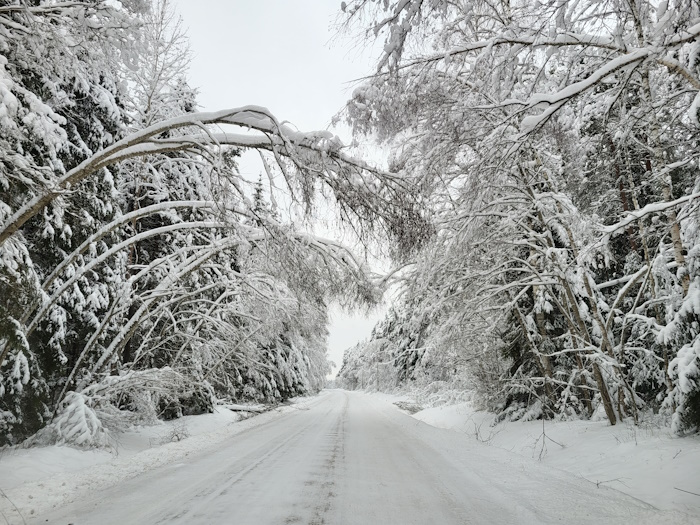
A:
[[30, 390, 693, 524]]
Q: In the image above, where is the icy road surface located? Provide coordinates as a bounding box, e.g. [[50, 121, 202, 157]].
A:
[[31, 390, 692, 524]]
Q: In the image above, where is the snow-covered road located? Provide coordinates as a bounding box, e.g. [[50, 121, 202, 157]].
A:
[[29, 390, 693, 524]]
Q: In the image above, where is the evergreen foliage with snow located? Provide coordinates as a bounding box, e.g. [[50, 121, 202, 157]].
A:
[[337, 0, 700, 434], [5, 0, 700, 447], [0, 0, 412, 447]]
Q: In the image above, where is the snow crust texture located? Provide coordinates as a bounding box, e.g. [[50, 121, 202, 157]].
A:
[[2, 391, 695, 524]]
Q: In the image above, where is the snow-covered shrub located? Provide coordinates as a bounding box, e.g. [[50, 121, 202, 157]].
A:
[[28, 368, 190, 448], [33, 391, 111, 449], [161, 420, 190, 443]]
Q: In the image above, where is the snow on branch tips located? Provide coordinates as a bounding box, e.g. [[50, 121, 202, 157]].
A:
[[0, 2, 390, 445], [337, 0, 700, 431], [0, 106, 420, 250]]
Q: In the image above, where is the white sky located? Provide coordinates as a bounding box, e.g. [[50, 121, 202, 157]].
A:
[[171, 0, 386, 377]]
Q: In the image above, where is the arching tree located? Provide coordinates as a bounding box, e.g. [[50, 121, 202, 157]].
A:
[[0, 0, 427, 445], [340, 0, 700, 431]]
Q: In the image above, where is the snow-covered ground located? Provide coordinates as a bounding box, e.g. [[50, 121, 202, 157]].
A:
[[0, 400, 310, 522], [411, 399, 700, 516], [0, 390, 698, 524]]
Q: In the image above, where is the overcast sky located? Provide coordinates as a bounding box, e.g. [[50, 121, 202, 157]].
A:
[[171, 0, 385, 376]]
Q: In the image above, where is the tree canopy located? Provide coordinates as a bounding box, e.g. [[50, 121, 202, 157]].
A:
[[0, 0, 424, 446], [337, 0, 700, 433]]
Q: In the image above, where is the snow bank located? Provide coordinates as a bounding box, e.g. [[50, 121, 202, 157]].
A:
[[413, 402, 700, 515]]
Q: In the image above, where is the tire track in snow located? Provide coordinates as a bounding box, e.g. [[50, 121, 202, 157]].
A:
[[282, 390, 348, 525], [26, 391, 697, 525], [153, 395, 341, 524]]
